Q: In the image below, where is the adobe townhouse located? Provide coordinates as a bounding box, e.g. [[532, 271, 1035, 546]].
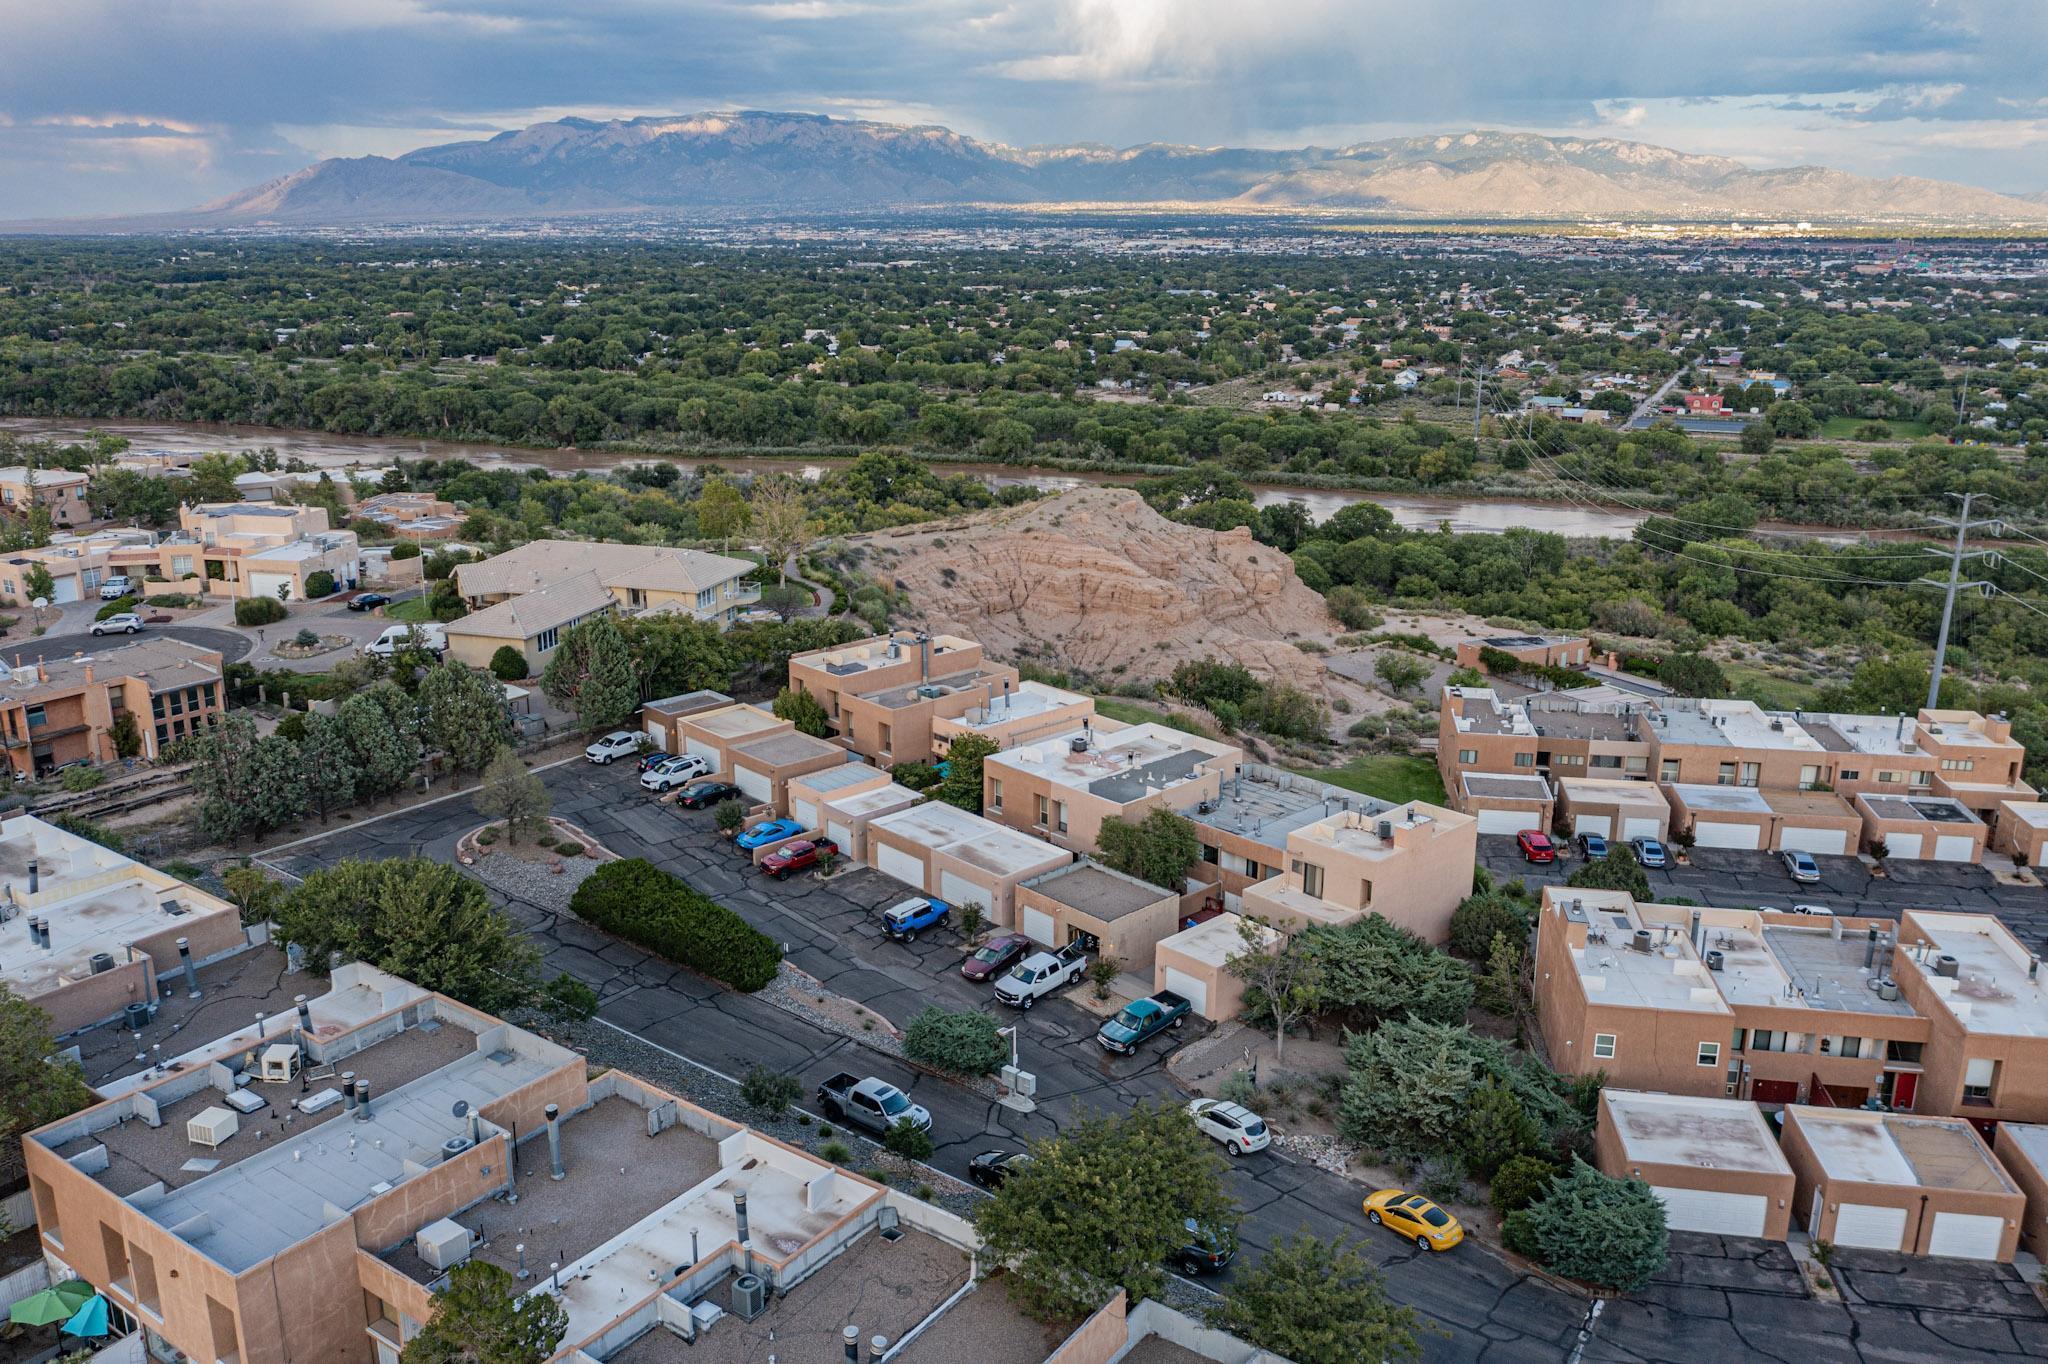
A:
[[0, 504, 358, 606], [0, 465, 89, 528], [0, 639, 225, 778]]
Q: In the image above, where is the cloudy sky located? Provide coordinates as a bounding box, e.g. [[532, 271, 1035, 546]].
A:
[[2, 0, 2046, 216]]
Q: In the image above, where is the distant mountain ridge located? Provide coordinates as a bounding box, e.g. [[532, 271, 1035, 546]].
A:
[[80, 111, 2048, 227]]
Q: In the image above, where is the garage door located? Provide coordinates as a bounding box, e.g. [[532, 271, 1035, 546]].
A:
[[939, 871, 988, 915], [1832, 1203, 1908, 1251], [1622, 816, 1664, 840], [1162, 967, 1208, 1018], [735, 766, 771, 804], [1886, 833, 1925, 860], [792, 799, 819, 830], [1020, 905, 1056, 947], [1694, 820, 1762, 850], [642, 722, 668, 752], [50, 575, 78, 604], [1934, 835, 1978, 863], [1779, 826, 1848, 855], [875, 842, 926, 890], [1650, 1186, 1768, 1238], [685, 738, 721, 772], [248, 572, 292, 600], [1478, 808, 1533, 836], [1573, 814, 1612, 838], [1928, 1211, 2005, 1260], [827, 820, 856, 859]]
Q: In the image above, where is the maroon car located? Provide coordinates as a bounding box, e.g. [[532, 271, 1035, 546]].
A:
[[961, 933, 1034, 982], [760, 838, 838, 879]]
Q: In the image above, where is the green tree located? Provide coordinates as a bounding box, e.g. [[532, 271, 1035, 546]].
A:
[[1206, 1231, 1426, 1364], [22, 562, 53, 604], [884, 1118, 935, 1162], [246, 734, 309, 833], [1094, 807, 1200, 891], [298, 712, 360, 824], [1300, 915, 1473, 1027], [1566, 845, 1651, 899], [0, 983, 93, 1141], [109, 710, 143, 760], [1225, 918, 1321, 1063], [758, 582, 810, 621], [188, 451, 246, 503], [174, 711, 261, 842], [1373, 652, 1429, 694], [1490, 1155, 1559, 1216], [1475, 931, 1527, 1019], [474, 748, 550, 844], [1739, 421, 1775, 455], [1458, 1078, 1540, 1177], [771, 687, 830, 737], [488, 645, 529, 682], [278, 859, 542, 1012], [337, 684, 421, 800], [1656, 653, 1728, 698], [749, 477, 813, 580], [540, 615, 639, 732], [1523, 1157, 1669, 1292], [418, 662, 513, 773], [695, 479, 750, 542], [904, 1006, 1009, 1076], [1447, 889, 1532, 961], [221, 864, 285, 927], [934, 732, 999, 811], [1338, 1018, 1495, 1160], [401, 1260, 567, 1364], [974, 1103, 1235, 1321]]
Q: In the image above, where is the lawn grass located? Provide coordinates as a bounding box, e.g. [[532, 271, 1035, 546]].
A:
[[1819, 415, 1932, 441], [1721, 660, 1822, 711], [384, 595, 434, 622], [1299, 753, 1447, 806], [1092, 696, 1217, 738]]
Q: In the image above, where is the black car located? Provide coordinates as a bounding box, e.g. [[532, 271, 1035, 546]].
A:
[[676, 781, 744, 809], [346, 592, 391, 612], [967, 1150, 1033, 1190], [1173, 1217, 1237, 1275]]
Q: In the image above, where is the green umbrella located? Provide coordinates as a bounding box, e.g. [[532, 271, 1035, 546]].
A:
[[10, 1281, 94, 1328]]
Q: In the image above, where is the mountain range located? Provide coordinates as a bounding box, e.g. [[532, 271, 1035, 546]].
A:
[[48, 111, 2048, 227]]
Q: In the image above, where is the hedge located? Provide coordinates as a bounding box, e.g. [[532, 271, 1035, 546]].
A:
[[304, 570, 336, 598], [94, 595, 138, 621], [235, 596, 288, 627], [904, 1006, 1008, 1076], [568, 858, 780, 992]]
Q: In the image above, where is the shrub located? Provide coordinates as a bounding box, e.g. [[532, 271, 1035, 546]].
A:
[[489, 645, 529, 681], [390, 541, 422, 561], [1448, 890, 1534, 961], [235, 596, 288, 627], [714, 799, 746, 834], [1218, 1070, 1259, 1107], [304, 570, 336, 598], [293, 627, 320, 648], [1323, 584, 1383, 631], [740, 1065, 803, 1116], [883, 1119, 934, 1162], [94, 595, 138, 621], [904, 1006, 1009, 1076], [1522, 1157, 1669, 1292], [61, 765, 106, 793], [889, 760, 943, 790], [819, 1141, 853, 1164], [569, 858, 781, 991], [1501, 1209, 1540, 1259], [1414, 1154, 1467, 1204], [1490, 1155, 1559, 1216], [543, 972, 599, 1020]]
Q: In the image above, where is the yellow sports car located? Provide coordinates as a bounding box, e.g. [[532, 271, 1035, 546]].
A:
[[1363, 1189, 1464, 1252]]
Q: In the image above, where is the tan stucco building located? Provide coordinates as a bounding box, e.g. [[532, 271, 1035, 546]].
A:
[[0, 638, 225, 777], [865, 799, 1072, 923], [1782, 1106, 2022, 1259], [980, 721, 1241, 857], [1235, 800, 1478, 943], [1596, 1090, 1796, 1240], [1013, 860, 1182, 967]]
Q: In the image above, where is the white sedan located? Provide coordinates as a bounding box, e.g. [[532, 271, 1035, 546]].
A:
[[640, 754, 711, 791], [91, 613, 145, 636], [1187, 1098, 1271, 1156], [584, 731, 641, 764]]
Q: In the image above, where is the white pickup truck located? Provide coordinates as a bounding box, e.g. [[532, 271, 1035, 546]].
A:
[[993, 942, 1089, 1010]]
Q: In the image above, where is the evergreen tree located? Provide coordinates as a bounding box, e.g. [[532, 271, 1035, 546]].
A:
[[175, 711, 261, 842], [1207, 1231, 1426, 1364], [1300, 914, 1474, 1027], [337, 685, 420, 800], [771, 687, 830, 737], [1337, 1018, 1494, 1160], [541, 616, 639, 731], [298, 713, 360, 823], [419, 662, 513, 773], [1458, 1078, 1541, 1177], [1524, 1157, 1669, 1292], [401, 1260, 566, 1364], [0, 984, 93, 1141], [935, 733, 999, 812], [1094, 807, 1200, 890], [246, 734, 309, 833], [474, 748, 550, 844]]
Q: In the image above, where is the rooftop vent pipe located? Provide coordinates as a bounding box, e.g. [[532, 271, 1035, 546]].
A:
[[27, 860, 37, 895], [843, 1326, 860, 1363], [735, 1191, 751, 1244], [343, 1073, 358, 1110], [355, 1080, 372, 1120], [176, 936, 200, 998], [546, 1103, 565, 1180], [295, 994, 312, 1034]]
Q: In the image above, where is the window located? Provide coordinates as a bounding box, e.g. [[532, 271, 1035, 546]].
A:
[[1300, 863, 1325, 898], [1910, 770, 1933, 788], [1592, 1034, 1616, 1059], [1800, 765, 1822, 787], [1940, 758, 1974, 772], [1590, 754, 1621, 769], [1034, 794, 1048, 828], [1963, 1057, 1997, 1104], [1717, 762, 1737, 785], [1458, 749, 1478, 764], [697, 588, 716, 610], [1750, 1029, 1774, 1053], [989, 779, 1003, 813], [1512, 753, 1534, 768], [1244, 860, 1264, 880], [1625, 756, 1648, 773], [1053, 801, 1067, 835], [172, 555, 194, 577], [1886, 1040, 1923, 1063], [1876, 769, 1903, 785], [1739, 762, 1760, 787], [535, 627, 559, 653], [1697, 1042, 1721, 1068], [877, 724, 892, 756], [1660, 759, 1680, 781], [29, 1175, 59, 1248], [24, 704, 45, 728], [1731, 1027, 1748, 1053], [1201, 843, 1219, 865], [1839, 769, 1860, 782]]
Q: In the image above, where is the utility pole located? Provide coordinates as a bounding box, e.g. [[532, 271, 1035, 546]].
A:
[[1921, 491, 1999, 709], [1472, 363, 1484, 440]]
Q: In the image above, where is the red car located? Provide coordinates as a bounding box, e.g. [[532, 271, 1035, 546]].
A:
[[961, 933, 1034, 982], [760, 838, 838, 879], [1517, 831, 1556, 864]]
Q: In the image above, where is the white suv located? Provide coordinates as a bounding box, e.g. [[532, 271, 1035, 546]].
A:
[[1187, 1098, 1271, 1156], [640, 754, 710, 791], [97, 576, 134, 601], [91, 613, 144, 636], [584, 731, 641, 764]]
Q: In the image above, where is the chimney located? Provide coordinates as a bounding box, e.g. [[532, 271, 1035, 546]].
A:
[[1864, 927, 1879, 970], [295, 994, 312, 1034], [176, 936, 200, 997], [28, 917, 46, 949], [342, 1073, 357, 1110], [917, 633, 930, 682], [355, 1080, 372, 1120], [35, 661, 46, 684], [546, 1103, 565, 1180], [734, 1191, 750, 1243]]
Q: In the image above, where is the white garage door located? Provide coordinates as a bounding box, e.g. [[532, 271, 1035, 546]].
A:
[[1886, 833, 1925, 860], [792, 799, 819, 831], [827, 820, 856, 858], [1573, 814, 1613, 839], [1928, 1211, 2005, 1260], [1622, 816, 1664, 840], [1650, 1186, 1768, 1238], [1693, 820, 1762, 850], [939, 871, 988, 915], [642, 722, 668, 751], [1934, 835, 1978, 863], [875, 842, 926, 890], [1832, 1203, 1908, 1251], [1162, 967, 1209, 1018], [735, 765, 772, 804], [1779, 826, 1848, 855], [685, 738, 721, 772], [50, 575, 79, 604], [248, 572, 292, 600], [1020, 905, 1056, 947], [1478, 808, 1534, 835]]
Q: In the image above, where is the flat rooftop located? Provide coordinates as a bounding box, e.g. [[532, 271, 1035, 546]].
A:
[[687, 705, 785, 741], [1461, 772, 1553, 802], [1605, 1090, 1791, 1175], [1157, 913, 1273, 968], [1185, 763, 1388, 846], [1021, 861, 1171, 921], [1999, 1123, 2048, 1177], [1795, 1110, 2015, 1194], [1803, 713, 1920, 757], [2003, 800, 2048, 830], [790, 761, 880, 796], [1669, 783, 1772, 815], [794, 634, 977, 678], [988, 724, 1230, 804], [1861, 794, 1979, 825], [892, 1273, 1075, 1364], [1559, 778, 1668, 811], [1693, 914, 1914, 1015], [1555, 890, 1729, 1015], [1292, 803, 1464, 863], [870, 802, 1071, 878], [827, 781, 925, 819], [1901, 913, 2048, 1036], [643, 690, 733, 718], [862, 667, 1011, 711], [731, 730, 844, 768], [945, 680, 1089, 730], [1654, 701, 1823, 753]]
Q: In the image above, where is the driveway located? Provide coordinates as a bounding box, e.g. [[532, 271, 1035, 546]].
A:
[[265, 760, 1594, 1362]]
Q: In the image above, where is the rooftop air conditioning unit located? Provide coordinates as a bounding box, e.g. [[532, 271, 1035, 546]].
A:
[[1632, 929, 1654, 954], [731, 1273, 768, 1322], [1069, 736, 1088, 754], [441, 1135, 474, 1159], [416, 1219, 473, 1272], [1376, 819, 1394, 840], [1705, 949, 1725, 972]]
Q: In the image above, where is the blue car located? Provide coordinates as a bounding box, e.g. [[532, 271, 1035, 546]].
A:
[[1631, 836, 1669, 869], [1577, 833, 1609, 860], [882, 896, 952, 943], [737, 818, 803, 850]]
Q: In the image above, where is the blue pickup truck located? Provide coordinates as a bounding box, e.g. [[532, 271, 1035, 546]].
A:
[[1096, 991, 1191, 1054], [881, 896, 952, 943]]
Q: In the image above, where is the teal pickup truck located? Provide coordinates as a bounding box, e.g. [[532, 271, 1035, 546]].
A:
[[1096, 991, 1190, 1054]]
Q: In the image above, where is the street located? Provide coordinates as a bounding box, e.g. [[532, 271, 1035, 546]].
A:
[[260, 763, 2048, 1361]]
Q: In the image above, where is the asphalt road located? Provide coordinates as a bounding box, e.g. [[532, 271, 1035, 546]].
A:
[[261, 765, 2048, 1361], [3, 624, 252, 665]]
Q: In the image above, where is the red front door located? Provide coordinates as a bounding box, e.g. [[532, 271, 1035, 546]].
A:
[[1887, 1071, 1918, 1112], [1751, 1079, 1800, 1105]]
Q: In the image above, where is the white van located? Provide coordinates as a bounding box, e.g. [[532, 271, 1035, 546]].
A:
[[363, 622, 447, 658]]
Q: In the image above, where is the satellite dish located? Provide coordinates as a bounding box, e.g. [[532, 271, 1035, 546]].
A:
[[30, 597, 47, 610], [452, 1099, 470, 1118]]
